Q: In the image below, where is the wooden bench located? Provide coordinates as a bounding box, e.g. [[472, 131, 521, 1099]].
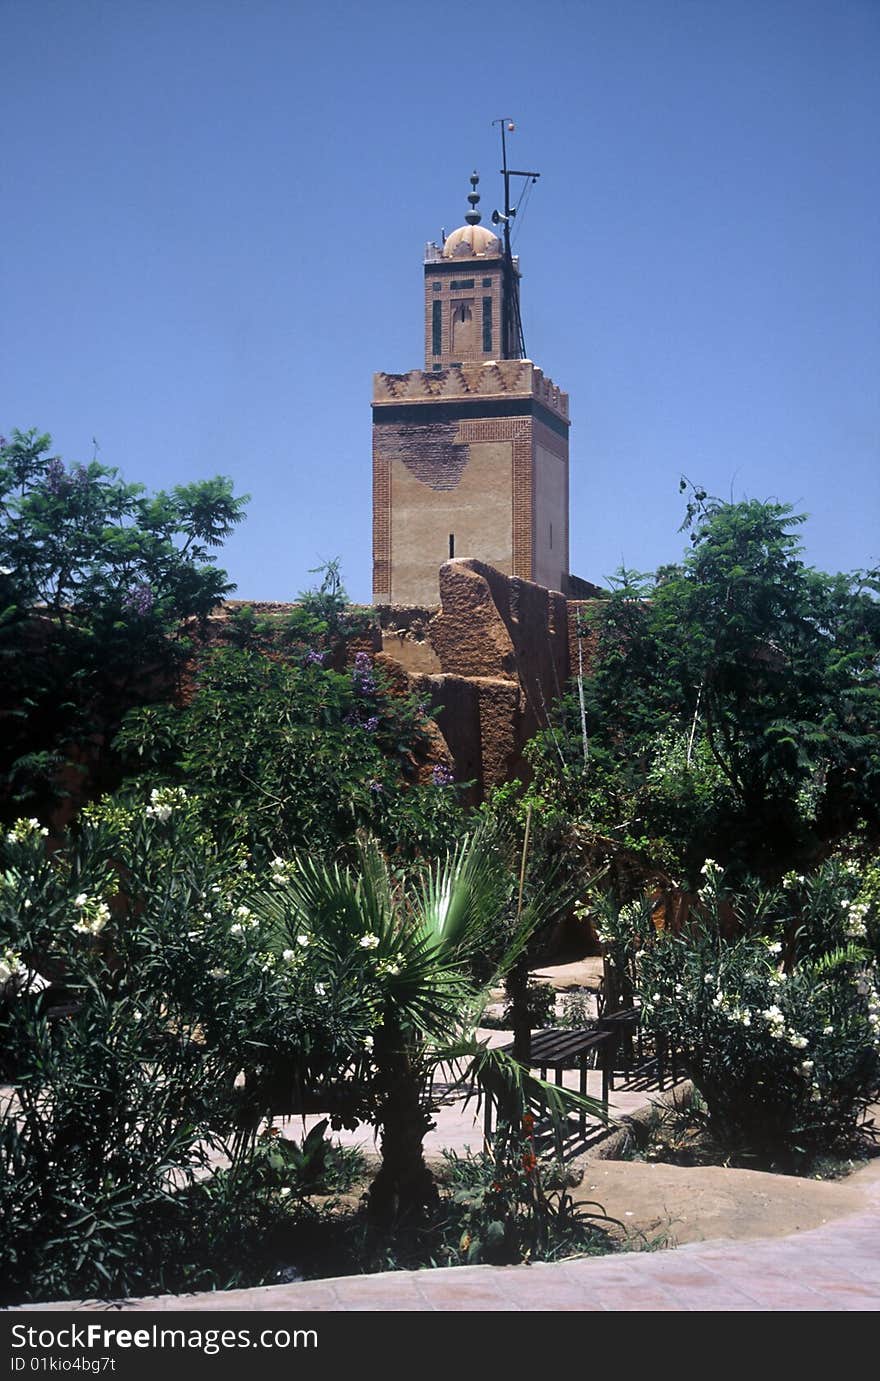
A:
[[598, 1005, 679, 1089], [485, 1027, 615, 1140], [597, 1006, 642, 1080]]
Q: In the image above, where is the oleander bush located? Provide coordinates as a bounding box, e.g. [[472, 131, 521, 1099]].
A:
[[0, 795, 603, 1301], [602, 858, 880, 1169], [0, 796, 373, 1303]]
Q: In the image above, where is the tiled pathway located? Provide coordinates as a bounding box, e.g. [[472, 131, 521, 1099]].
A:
[[23, 1125, 880, 1312], [24, 1196, 880, 1311]]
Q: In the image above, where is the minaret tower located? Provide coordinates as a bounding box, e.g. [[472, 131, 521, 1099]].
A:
[[372, 143, 571, 606]]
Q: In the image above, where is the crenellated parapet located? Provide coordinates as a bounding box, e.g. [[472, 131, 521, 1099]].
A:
[[373, 360, 569, 424]]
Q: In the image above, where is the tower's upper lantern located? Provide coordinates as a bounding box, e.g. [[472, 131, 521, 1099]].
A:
[[424, 171, 510, 368], [441, 172, 501, 258]]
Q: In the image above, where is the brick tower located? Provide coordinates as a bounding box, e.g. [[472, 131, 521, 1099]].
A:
[[372, 171, 571, 606]]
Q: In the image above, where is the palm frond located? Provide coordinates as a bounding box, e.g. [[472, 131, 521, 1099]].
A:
[[435, 1036, 611, 1145], [804, 942, 869, 977], [414, 827, 505, 956]]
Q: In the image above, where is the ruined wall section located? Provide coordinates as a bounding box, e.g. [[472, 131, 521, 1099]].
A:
[[379, 558, 574, 795], [225, 569, 609, 801]]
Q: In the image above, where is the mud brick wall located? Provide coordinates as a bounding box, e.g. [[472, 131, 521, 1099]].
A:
[[380, 558, 577, 796]]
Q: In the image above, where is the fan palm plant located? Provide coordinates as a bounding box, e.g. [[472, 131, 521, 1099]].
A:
[[256, 830, 607, 1224]]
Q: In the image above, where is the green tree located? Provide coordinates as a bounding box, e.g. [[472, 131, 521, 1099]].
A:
[[257, 833, 604, 1224], [0, 429, 247, 819], [116, 628, 468, 864], [529, 492, 880, 881]]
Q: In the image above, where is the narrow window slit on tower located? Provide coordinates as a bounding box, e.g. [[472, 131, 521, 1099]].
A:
[[449, 534, 455, 559], [482, 297, 492, 352]]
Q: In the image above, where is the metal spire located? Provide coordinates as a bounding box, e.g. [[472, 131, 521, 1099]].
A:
[[465, 171, 482, 225]]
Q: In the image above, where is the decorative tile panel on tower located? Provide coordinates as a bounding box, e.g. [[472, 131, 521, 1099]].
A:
[[372, 172, 571, 606]]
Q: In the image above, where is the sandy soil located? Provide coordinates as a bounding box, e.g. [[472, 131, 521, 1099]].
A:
[[565, 1154, 880, 1248]]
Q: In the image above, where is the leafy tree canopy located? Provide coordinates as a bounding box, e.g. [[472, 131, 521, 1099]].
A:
[[0, 428, 248, 817], [528, 488, 880, 881]]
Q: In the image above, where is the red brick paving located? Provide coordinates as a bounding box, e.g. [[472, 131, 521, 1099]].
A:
[[19, 1193, 880, 1312]]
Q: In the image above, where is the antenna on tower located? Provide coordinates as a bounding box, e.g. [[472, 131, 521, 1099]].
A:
[[491, 118, 540, 360]]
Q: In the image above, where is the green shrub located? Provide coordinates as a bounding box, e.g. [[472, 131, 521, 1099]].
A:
[[630, 860, 880, 1168], [115, 644, 469, 863], [503, 978, 556, 1029], [437, 1120, 616, 1266], [0, 798, 374, 1303], [557, 989, 596, 1030]]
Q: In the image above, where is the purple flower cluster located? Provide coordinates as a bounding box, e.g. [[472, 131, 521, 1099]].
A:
[[432, 763, 455, 787], [352, 651, 377, 696], [363, 715, 379, 734], [123, 582, 155, 616], [306, 649, 325, 666], [368, 779, 384, 794], [45, 457, 66, 495]]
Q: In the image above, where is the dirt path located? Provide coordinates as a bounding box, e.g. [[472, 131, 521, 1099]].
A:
[[567, 1155, 880, 1247]]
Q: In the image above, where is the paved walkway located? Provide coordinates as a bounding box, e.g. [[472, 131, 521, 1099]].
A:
[[23, 1185, 880, 1311], [20, 1077, 880, 1312]]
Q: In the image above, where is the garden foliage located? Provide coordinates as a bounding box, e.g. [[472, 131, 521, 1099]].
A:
[[0, 429, 247, 819], [115, 637, 468, 864], [0, 795, 601, 1299], [5, 439, 880, 1294], [526, 492, 880, 882], [598, 858, 880, 1168]]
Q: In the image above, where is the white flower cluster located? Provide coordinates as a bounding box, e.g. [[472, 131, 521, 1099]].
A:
[[727, 1006, 752, 1028], [757, 1003, 811, 1051], [6, 817, 49, 845], [358, 933, 380, 950], [0, 948, 22, 989], [781, 871, 804, 891], [71, 893, 111, 936], [0, 948, 50, 997], [229, 904, 258, 935], [762, 1004, 786, 1038], [269, 856, 293, 886], [145, 785, 188, 823], [843, 899, 869, 939], [867, 983, 880, 1036]]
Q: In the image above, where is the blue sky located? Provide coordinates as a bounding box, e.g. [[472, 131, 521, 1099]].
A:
[[3, 0, 877, 602]]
